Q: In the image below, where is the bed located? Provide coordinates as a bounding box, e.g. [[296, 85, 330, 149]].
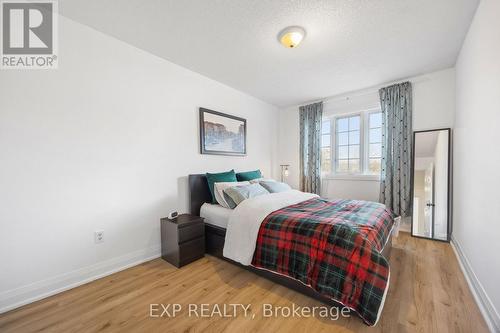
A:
[[189, 174, 394, 326]]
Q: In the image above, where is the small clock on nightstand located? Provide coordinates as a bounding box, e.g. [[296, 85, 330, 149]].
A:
[[160, 214, 205, 268]]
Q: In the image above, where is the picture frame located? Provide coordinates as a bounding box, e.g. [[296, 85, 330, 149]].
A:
[[199, 108, 247, 156]]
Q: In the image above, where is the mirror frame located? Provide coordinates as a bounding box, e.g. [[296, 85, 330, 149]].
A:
[[410, 128, 452, 242]]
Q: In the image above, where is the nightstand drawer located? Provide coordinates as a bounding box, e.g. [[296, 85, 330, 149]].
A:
[[178, 222, 204, 243], [179, 237, 205, 261], [161, 214, 205, 268]]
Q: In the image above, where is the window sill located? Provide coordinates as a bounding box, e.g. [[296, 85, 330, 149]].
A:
[[322, 174, 381, 182]]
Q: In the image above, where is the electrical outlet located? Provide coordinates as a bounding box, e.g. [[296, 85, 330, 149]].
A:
[[94, 230, 104, 244]]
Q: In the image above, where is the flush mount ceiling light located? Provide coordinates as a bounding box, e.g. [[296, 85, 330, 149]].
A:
[[278, 26, 306, 48]]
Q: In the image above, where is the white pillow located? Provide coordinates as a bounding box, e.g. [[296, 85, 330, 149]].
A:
[[249, 178, 277, 184], [214, 181, 250, 208]]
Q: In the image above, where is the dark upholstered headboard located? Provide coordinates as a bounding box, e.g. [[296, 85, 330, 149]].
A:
[[188, 174, 212, 216]]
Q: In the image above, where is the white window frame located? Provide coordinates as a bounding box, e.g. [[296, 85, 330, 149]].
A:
[[333, 112, 364, 175], [365, 109, 383, 176], [323, 108, 381, 180]]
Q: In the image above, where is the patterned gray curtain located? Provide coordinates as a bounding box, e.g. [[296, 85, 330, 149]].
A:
[[299, 102, 323, 194], [379, 82, 412, 217]]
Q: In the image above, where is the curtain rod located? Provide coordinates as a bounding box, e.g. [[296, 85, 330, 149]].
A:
[[297, 74, 431, 108]]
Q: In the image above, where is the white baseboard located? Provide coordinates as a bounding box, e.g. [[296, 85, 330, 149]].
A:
[[451, 236, 500, 333], [0, 245, 161, 314]]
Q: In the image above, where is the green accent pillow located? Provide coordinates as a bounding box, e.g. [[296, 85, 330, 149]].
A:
[[236, 169, 262, 181], [206, 170, 237, 203]]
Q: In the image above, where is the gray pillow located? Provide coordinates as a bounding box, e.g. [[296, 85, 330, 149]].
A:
[[259, 181, 292, 193], [223, 183, 269, 208], [223, 191, 238, 209]]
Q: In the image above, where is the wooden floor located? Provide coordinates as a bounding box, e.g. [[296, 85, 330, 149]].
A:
[[0, 233, 488, 333]]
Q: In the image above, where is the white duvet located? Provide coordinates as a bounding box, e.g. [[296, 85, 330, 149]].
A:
[[223, 190, 318, 265]]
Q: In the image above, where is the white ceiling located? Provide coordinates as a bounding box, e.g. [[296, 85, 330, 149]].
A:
[[59, 0, 479, 107]]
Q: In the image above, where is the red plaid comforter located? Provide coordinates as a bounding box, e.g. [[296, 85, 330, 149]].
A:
[[251, 197, 394, 326]]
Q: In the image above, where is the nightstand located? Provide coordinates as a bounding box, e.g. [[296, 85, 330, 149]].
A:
[[160, 214, 205, 268]]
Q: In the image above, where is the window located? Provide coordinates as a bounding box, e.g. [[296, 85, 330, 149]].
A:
[[368, 112, 382, 174], [335, 115, 360, 173], [321, 120, 331, 172], [320, 110, 382, 176]]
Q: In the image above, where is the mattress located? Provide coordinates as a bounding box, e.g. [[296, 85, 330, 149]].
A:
[[200, 203, 232, 229]]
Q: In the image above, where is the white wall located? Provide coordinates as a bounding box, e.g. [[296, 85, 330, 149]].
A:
[[0, 16, 278, 312], [277, 106, 300, 190], [454, 0, 500, 329], [278, 68, 456, 201], [322, 178, 380, 201], [412, 69, 456, 131]]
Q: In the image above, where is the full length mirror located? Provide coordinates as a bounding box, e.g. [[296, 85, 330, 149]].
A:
[[412, 129, 451, 241]]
